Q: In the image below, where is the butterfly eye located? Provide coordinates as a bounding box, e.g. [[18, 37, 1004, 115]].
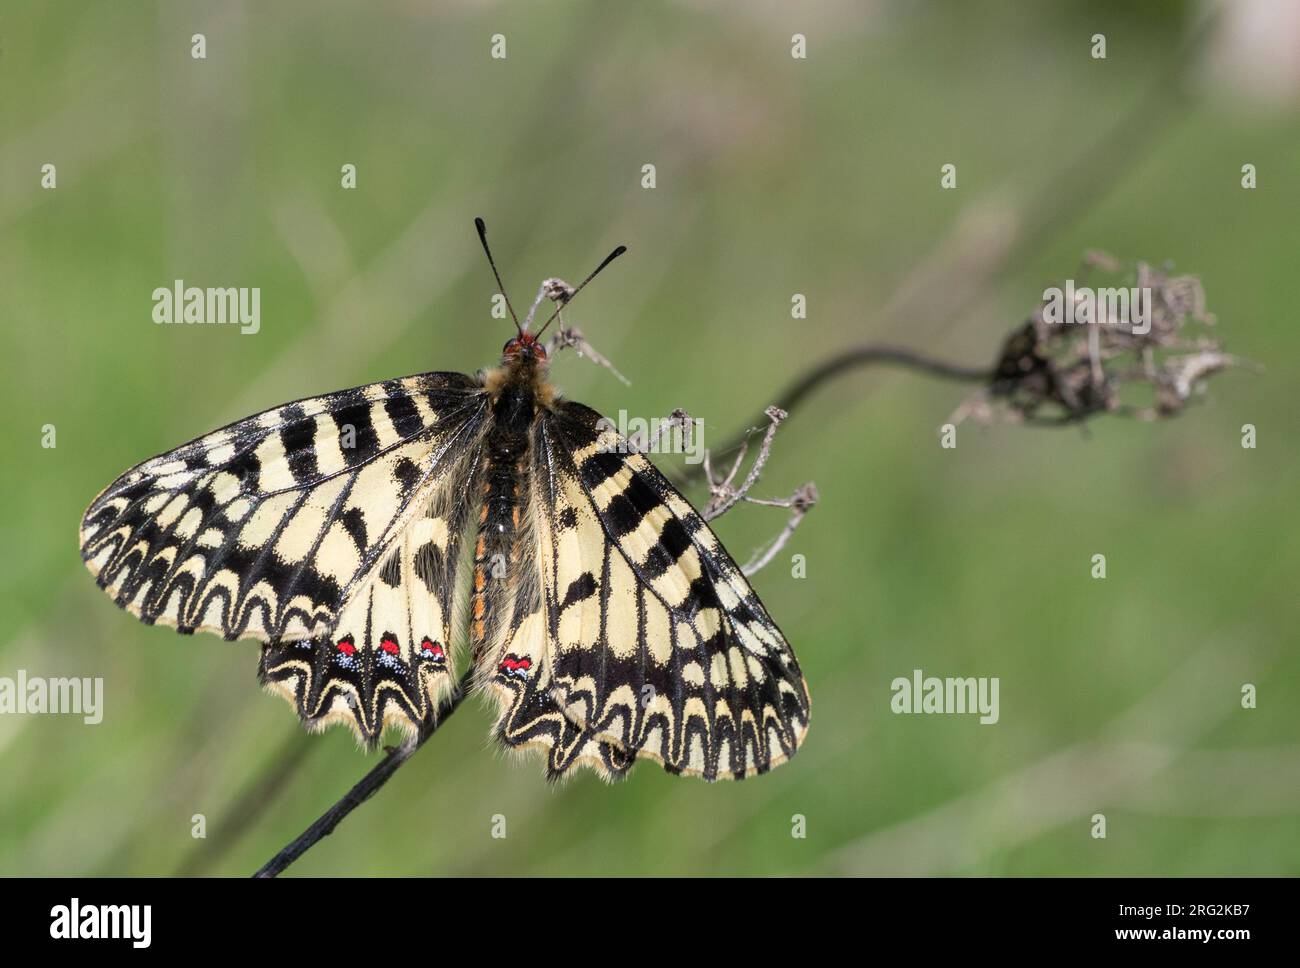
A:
[[502, 338, 518, 355]]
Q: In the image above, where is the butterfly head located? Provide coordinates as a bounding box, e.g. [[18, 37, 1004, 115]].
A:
[[474, 217, 626, 376], [501, 330, 548, 365]]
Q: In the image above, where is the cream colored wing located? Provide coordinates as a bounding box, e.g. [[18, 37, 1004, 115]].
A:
[[470, 423, 634, 779], [258, 433, 487, 741], [80, 372, 490, 742], [481, 400, 810, 781]]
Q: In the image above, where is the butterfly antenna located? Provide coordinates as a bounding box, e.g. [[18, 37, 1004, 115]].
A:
[[474, 217, 522, 335], [534, 244, 628, 339]]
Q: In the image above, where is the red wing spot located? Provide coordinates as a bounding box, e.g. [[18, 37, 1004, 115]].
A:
[[336, 638, 356, 657], [420, 637, 445, 659], [380, 636, 400, 655], [501, 656, 531, 672]]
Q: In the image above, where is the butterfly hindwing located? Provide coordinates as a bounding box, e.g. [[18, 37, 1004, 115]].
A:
[[481, 602, 635, 781], [481, 400, 810, 781]]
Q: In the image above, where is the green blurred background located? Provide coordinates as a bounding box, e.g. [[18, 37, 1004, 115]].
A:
[[2, 0, 1298, 876]]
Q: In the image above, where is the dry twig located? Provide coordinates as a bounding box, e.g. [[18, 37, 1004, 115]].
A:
[[695, 406, 819, 575]]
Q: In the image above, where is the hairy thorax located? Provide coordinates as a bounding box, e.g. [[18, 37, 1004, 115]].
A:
[[481, 355, 557, 411]]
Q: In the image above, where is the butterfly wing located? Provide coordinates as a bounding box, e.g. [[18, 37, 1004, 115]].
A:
[[482, 399, 810, 780], [80, 372, 490, 741], [473, 523, 636, 780], [463, 402, 634, 779], [258, 420, 488, 742]]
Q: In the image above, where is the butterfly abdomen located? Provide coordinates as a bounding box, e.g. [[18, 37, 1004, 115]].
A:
[[471, 382, 539, 657]]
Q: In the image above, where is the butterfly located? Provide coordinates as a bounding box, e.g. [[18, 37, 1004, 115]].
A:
[[79, 219, 811, 781]]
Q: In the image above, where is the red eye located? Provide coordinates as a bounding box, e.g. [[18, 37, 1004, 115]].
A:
[[502, 335, 545, 360]]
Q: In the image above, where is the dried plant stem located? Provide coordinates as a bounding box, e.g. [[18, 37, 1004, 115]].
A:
[[695, 406, 820, 575], [702, 406, 789, 520], [252, 670, 473, 878], [677, 345, 990, 487]]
